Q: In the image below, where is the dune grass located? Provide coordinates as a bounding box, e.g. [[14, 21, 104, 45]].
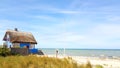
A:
[[95, 65, 103, 68], [0, 55, 103, 68]]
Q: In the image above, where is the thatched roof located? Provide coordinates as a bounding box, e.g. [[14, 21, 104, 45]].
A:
[[3, 29, 37, 44]]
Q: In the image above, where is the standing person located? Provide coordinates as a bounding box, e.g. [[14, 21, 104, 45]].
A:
[[56, 49, 59, 58]]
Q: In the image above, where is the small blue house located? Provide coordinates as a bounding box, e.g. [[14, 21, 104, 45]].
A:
[[3, 28, 39, 54]]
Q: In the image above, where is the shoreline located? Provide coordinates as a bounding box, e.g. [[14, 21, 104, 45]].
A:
[[45, 55, 120, 68]]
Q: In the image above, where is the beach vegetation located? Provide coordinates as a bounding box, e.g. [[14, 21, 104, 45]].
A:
[[79, 61, 92, 68], [0, 55, 79, 68], [85, 61, 92, 68], [95, 65, 103, 68], [0, 55, 100, 68], [0, 48, 11, 57], [0, 48, 20, 57]]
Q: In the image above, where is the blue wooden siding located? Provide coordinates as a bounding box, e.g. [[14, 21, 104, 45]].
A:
[[20, 43, 30, 48], [29, 49, 38, 54], [20, 43, 38, 54]]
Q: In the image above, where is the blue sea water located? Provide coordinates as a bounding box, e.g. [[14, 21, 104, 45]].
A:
[[39, 48, 120, 57]]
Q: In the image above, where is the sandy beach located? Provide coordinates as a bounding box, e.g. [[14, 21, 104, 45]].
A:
[[47, 55, 120, 68]]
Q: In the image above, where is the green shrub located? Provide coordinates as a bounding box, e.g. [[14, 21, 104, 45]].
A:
[[0, 48, 11, 57], [0, 48, 20, 57]]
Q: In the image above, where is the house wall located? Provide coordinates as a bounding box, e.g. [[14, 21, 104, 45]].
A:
[[12, 43, 35, 49], [11, 48, 29, 55], [20, 43, 30, 48], [12, 43, 20, 48], [30, 44, 35, 49]]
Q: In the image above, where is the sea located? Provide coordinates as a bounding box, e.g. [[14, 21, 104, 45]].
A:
[[39, 48, 120, 58]]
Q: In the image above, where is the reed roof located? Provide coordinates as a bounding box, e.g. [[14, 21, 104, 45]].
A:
[[3, 30, 37, 44]]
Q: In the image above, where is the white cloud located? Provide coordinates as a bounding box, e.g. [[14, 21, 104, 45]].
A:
[[107, 16, 120, 21], [0, 1, 82, 16], [91, 24, 120, 37], [81, 23, 120, 48], [57, 10, 80, 14], [28, 17, 120, 48], [31, 15, 58, 21], [51, 32, 86, 42]]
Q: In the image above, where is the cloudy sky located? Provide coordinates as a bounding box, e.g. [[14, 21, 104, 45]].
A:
[[0, 0, 120, 49]]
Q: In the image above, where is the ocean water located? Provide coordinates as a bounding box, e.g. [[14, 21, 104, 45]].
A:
[[39, 48, 120, 57]]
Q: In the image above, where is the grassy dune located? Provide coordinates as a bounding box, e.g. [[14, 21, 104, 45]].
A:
[[0, 55, 102, 68]]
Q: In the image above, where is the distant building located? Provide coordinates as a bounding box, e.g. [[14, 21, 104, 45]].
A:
[[3, 28, 37, 49], [2, 28, 44, 55]]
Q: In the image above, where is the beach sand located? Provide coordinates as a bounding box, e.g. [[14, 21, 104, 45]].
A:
[[46, 55, 120, 68]]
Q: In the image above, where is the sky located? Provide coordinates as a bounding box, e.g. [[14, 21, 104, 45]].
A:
[[0, 0, 120, 49]]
